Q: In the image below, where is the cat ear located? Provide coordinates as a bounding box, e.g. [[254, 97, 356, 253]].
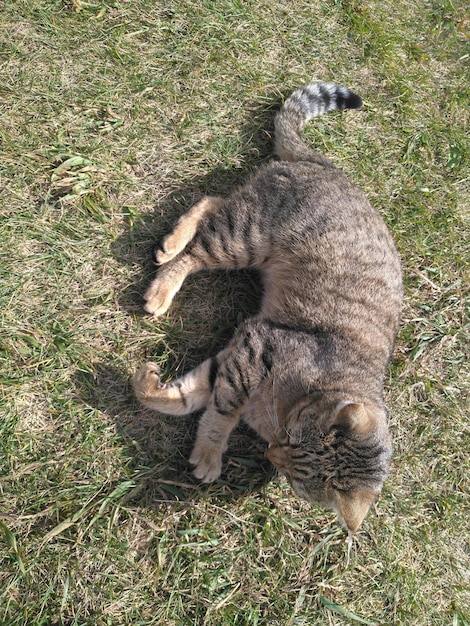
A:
[[335, 488, 376, 534], [333, 401, 377, 435]]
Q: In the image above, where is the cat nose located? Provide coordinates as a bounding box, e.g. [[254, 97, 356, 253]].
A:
[[265, 446, 273, 461], [266, 445, 289, 468]]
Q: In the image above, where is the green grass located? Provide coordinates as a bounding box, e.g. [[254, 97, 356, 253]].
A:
[[1, 0, 469, 624]]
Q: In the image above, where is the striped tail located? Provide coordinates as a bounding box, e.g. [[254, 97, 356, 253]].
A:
[[274, 82, 363, 162]]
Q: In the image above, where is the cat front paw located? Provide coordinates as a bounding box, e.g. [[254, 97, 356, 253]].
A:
[[132, 362, 162, 401], [189, 445, 223, 483]]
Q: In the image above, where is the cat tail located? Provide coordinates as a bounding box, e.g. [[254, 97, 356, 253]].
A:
[[274, 82, 362, 163]]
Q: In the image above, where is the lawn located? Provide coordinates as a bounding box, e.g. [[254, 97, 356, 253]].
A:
[[0, 0, 469, 624]]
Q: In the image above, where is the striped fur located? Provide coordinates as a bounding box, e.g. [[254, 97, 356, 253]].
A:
[[133, 82, 403, 533], [274, 82, 362, 162]]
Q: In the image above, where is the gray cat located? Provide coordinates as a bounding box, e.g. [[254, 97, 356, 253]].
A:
[[133, 82, 403, 534]]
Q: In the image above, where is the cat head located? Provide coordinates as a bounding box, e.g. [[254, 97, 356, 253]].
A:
[[266, 397, 392, 533]]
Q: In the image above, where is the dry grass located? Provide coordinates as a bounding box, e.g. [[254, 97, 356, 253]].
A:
[[0, 0, 469, 624]]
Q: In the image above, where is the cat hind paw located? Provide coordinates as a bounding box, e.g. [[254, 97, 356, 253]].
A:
[[143, 278, 175, 317], [153, 235, 181, 265]]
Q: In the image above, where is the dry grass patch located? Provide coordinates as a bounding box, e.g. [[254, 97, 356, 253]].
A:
[[0, 0, 469, 624]]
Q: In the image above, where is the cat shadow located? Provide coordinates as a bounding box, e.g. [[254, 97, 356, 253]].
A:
[[74, 93, 291, 506], [73, 360, 275, 507], [112, 91, 287, 317]]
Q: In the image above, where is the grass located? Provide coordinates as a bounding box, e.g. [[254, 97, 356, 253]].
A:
[[0, 0, 469, 624]]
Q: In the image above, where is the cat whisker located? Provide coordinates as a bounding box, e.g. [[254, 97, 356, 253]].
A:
[[346, 530, 354, 568], [270, 374, 280, 429], [261, 396, 279, 438]]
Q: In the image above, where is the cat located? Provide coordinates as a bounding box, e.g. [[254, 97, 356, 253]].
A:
[[133, 82, 403, 534]]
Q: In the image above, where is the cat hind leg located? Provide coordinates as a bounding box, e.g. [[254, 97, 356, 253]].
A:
[[143, 255, 195, 316], [144, 196, 225, 317], [154, 196, 224, 265]]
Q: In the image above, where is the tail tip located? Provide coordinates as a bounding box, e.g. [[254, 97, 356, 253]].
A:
[[341, 89, 363, 110]]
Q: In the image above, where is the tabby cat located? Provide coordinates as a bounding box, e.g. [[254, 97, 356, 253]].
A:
[[133, 82, 403, 534]]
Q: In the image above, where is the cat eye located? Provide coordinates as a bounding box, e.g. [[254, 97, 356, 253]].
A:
[[272, 430, 290, 446]]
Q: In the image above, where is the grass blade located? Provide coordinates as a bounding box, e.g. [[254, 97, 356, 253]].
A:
[[0, 521, 27, 574], [320, 596, 379, 625]]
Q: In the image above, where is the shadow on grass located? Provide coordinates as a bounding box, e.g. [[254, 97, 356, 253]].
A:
[[112, 92, 287, 317], [74, 94, 288, 506], [74, 360, 275, 507]]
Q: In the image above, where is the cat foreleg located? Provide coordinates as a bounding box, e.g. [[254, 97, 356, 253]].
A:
[[189, 402, 244, 482], [189, 331, 267, 482], [133, 358, 216, 415]]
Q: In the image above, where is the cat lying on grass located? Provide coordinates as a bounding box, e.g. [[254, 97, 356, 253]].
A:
[[133, 82, 403, 535]]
